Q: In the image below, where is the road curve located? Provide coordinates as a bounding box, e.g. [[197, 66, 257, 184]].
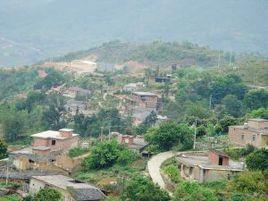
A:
[[147, 151, 177, 189]]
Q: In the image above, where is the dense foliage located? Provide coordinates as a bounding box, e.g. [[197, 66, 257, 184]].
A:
[[83, 140, 138, 170], [145, 121, 193, 151], [173, 181, 218, 201], [24, 188, 62, 201], [245, 149, 268, 171], [0, 139, 7, 159], [122, 176, 170, 201]]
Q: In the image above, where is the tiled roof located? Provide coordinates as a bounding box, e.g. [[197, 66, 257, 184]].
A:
[[68, 187, 106, 201]]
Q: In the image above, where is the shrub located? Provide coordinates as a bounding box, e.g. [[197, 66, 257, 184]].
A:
[[246, 148, 268, 171], [68, 147, 89, 158], [163, 165, 181, 184]]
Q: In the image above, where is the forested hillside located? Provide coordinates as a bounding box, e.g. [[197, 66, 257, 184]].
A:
[[0, 0, 267, 66]]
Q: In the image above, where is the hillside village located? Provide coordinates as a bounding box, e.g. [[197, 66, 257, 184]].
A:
[[0, 41, 267, 201]]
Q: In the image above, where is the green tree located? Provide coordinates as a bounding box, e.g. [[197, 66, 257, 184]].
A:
[[228, 171, 267, 198], [34, 68, 65, 90], [244, 89, 268, 110], [249, 107, 268, 119], [143, 111, 158, 127], [122, 176, 170, 201], [0, 139, 7, 159], [0, 109, 27, 142], [222, 95, 244, 117], [246, 149, 268, 171], [145, 121, 193, 151], [42, 94, 66, 130], [83, 140, 134, 170], [219, 115, 238, 133], [34, 188, 62, 201]]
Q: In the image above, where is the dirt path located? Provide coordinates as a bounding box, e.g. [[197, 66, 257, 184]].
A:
[[147, 151, 176, 189]]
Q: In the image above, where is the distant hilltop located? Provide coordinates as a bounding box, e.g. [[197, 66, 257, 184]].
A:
[[0, 0, 267, 67]]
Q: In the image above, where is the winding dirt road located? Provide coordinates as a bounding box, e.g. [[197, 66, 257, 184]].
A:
[[147, 151, 176, 189]]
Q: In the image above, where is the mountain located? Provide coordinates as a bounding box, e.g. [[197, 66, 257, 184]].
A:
[[0, 0, 267, 67]]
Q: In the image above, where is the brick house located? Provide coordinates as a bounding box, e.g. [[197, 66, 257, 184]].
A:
[[132, 92, 161, 110], [110, 132, 149, 153], [177, 150, 244, 183], [10, 129, 80, 171], [228, 119, 268, 148], [31, 129, 79, 155]]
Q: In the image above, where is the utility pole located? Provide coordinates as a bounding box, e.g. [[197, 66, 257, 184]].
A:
[[193, 119, 197, 150], [229, 52, 232, 66], [108, 127, 111, 141], [217, 52, 221, 69], [5, 162, 9, 185], [209, 94, 212, 110], [100, 127, 104, 142]]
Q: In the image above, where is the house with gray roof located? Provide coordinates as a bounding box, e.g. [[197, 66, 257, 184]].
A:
[[29, 175, 106, 201]]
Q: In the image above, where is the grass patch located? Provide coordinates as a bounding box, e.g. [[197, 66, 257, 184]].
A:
[[0, 195, 21, 201]]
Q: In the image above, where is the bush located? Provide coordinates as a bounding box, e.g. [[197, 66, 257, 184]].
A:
[[173, 181, 218, 201], [68, 147, 89, 158], [224, 144, 255, 160], [246, 148, 268, 171], [82, 140, 137, 170], [163, 165, 181, 183], [116, 149, 138, 165], [122, 176, 170, 201], [34, 188, 62, 201]]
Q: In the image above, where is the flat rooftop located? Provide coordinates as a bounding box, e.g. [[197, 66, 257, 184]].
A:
[[32, 175, 95, 190], [32, 175, 106, 200], [31, 130, 79, 139], [177, 153, 244, 171]]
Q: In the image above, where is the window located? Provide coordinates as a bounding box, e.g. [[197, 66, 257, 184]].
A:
[[219, 156, 223, 166], [241, 135, 244, 140], [52, 139, 56, 145], [252, 135, 256, 141]]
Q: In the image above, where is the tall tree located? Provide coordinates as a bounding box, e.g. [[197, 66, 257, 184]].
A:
[[42, 94, 66, 130]]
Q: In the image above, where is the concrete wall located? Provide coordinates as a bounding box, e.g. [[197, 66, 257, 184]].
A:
[[248, 120, 268, 130], [32, 138, 49, 147], [208, 151, 229, 166], [228, 127, 264, 147], [29, 178, 46, 194], [203, 169, 239, 182]]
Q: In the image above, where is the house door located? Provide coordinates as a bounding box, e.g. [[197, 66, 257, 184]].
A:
[[219, 156, 223, 165]]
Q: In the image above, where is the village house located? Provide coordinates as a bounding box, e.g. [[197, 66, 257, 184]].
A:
[[29, 175, 106, 201], [9, 129, 80, 171], [132, 91, 162, 110], [63, 87, 91, 99], [228, 118, 268, 148], [177, 150, 244, 183], [110, 132, 149, 153]]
